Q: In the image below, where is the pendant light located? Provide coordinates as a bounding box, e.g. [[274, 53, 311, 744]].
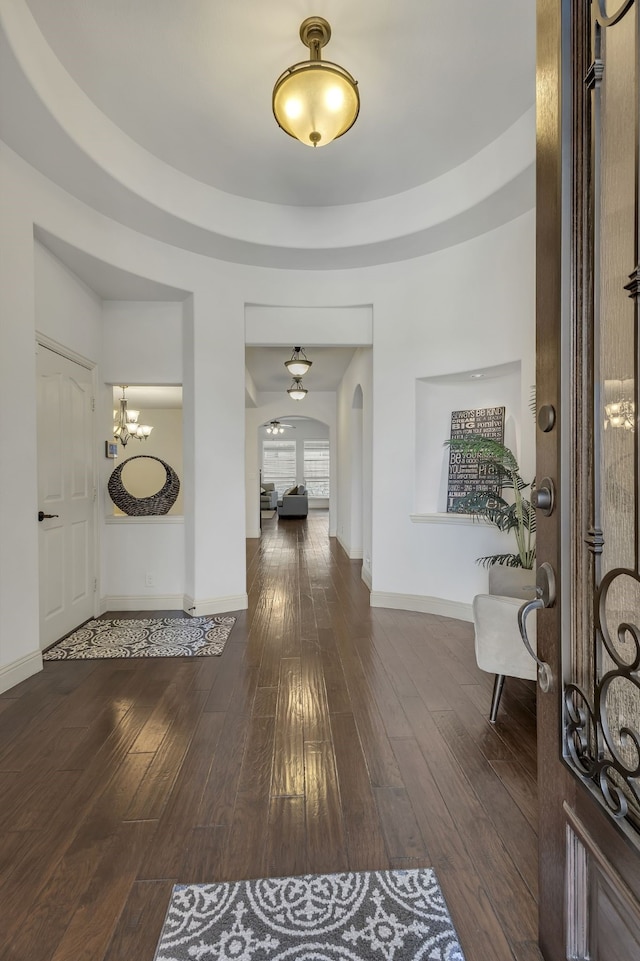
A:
[[273, 17, 360, 148], [284, 347, 312, 378], [287, 377, 308, 401]]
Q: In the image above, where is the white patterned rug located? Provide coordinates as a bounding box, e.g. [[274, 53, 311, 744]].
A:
[[153, 869, 465, 961], [43, 616, 236, 660]]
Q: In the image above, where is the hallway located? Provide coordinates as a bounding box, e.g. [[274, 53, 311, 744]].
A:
[[0, 513, 541, 960]]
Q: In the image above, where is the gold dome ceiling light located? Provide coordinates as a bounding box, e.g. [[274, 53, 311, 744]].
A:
[[272, 16, 360, 148]]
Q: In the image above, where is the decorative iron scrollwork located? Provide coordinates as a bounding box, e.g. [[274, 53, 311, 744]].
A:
[[624, 265, 640, 300], [565, 568, 640, 821], [585, 527, 605, 554], [594, 0, 635, 29], [585, 59, 604, 88]]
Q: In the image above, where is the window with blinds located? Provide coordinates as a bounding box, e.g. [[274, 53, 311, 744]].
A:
[[304, 440, 330, 497], [262, 440, 296, 494]]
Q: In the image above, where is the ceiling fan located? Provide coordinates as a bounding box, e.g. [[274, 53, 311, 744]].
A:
[[263, 420, 296, 434]]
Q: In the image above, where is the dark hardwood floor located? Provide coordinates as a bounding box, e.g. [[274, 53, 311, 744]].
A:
[[0, 511, 542, 960]]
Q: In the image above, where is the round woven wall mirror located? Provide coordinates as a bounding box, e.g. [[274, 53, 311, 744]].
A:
[[108, 455, 180, 516]]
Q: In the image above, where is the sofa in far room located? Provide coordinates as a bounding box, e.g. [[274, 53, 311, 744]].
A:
[[260, 482, 278, 510], [277, 484, 308, 518]]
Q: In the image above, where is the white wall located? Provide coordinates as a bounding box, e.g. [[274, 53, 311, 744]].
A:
[[34, 241, 102, 360], [350, 396, 364, 555], [245, 306, 373, 345], [101, 301, 183, 385], [102, 517, 185, 608], [336, 350, 373, 576], [0, 142, 534, 692], [367, 213, 535, 618], [0, 160, 40, 691]]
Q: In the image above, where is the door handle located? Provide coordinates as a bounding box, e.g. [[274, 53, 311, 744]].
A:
[[517, 561, 556, 693], [38, 511, 59, 522]]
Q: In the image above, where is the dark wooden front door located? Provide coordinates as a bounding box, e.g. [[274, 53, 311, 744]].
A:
[[536, 1, 640, 957]]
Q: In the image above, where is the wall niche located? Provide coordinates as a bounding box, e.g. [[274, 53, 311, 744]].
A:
[[414, 361, 525, 516], [108, 385, 183, 516]]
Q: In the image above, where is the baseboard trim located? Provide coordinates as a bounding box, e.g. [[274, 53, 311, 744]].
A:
[[369, 591, 472, 622], [361, 566, 372, 591], [101, 594, 185, 613], [336, 533, 363, 560], [246, 528, 261, 539], [183, 593, 248, 617], [0, 649, 43, 694]]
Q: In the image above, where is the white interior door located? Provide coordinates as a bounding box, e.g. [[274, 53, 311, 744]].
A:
[[37, 344, 96, 649]]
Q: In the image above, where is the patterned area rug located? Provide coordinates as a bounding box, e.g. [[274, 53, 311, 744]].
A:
[[153, 868, 465, 961], [43, 616, 236, 660]]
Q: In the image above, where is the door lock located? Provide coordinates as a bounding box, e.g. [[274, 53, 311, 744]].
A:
[[531, 476, 555, 516], [38, 511, 59, 522], [517, 561, 556, 693], [537, 404, 556, 432]]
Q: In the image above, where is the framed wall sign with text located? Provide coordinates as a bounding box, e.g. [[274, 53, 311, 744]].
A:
[[446, 406, 505, 512]]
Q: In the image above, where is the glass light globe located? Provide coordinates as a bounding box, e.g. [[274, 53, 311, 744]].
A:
[[273, 62, 359, 147]]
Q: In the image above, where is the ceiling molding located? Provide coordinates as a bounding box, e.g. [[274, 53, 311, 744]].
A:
[[1, 0, 535, 269]]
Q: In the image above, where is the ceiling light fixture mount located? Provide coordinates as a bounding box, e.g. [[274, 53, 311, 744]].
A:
[[287, 377, 308, 401], [113, 386, 154, 447], [285, 346, 312, 378], [272, 16, 360, 148]]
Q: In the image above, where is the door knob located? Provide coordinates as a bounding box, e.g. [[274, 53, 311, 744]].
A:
[[517, 561, 556, 693], [531, 476, 555, 516], [38, 511, 59, 522]]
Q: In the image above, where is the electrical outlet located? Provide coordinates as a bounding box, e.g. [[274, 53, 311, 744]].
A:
[[145, 573, 154, 587]]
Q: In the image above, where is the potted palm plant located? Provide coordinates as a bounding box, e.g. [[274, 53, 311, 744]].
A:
[[444, 434, 536, 596]]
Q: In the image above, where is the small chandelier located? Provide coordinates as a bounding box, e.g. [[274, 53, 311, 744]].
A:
[[604, 399, 635, 431], [287, 377, 308, 401], [604, 379, 635, 432], [266, 421, 286, 434], [285, 347, 312, 377], [113, 386, 153, 447], [272, 16, 360, 148]]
